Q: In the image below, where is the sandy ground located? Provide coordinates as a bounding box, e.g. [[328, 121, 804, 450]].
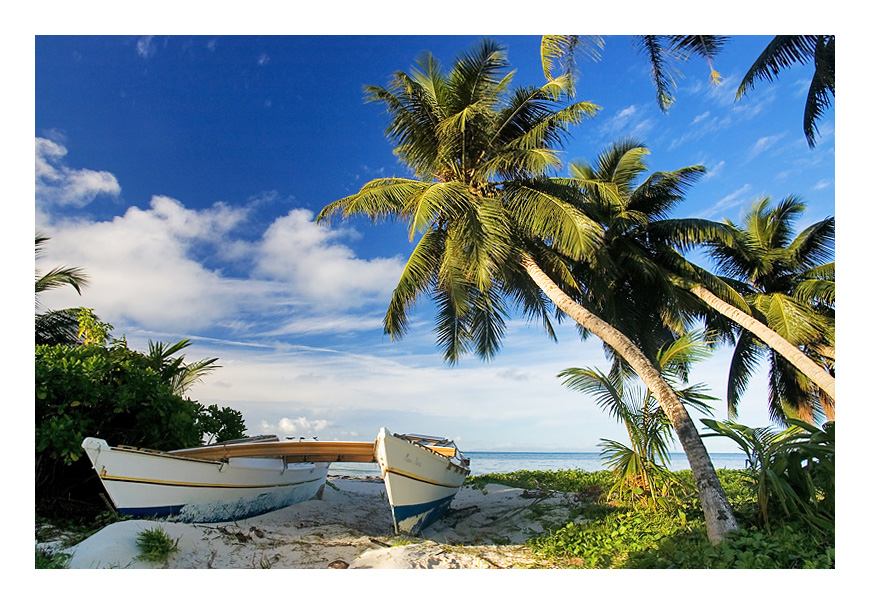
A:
[[51, 476, 584, 569]]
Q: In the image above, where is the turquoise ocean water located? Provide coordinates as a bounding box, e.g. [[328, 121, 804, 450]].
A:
[[329, 451, 749, 477]]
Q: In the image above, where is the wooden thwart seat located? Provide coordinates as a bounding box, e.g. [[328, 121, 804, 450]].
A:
[[168, 440, 457, 464]]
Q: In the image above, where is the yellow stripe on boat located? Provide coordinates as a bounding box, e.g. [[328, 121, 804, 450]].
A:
[[382, 465, 469, 489]]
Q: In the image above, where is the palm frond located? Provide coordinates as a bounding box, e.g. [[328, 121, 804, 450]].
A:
[[634, 36, 677, 112], [628, 167, 707, 218], [667, 35, 728, 86], [559, 366, 627, 418], [467, 287, 508, 360], [804, 35, 835, 147], [656, 330, 715, 381], [755, 292, 828, 346], [792, 276, 835, 307], [540, 35, 604, 84], [407, 182, 474, 235], [383, 228, 444, 340], [35, 308, 83, 346], [502, 181, 603, 260], [316, 179, 425, 225], [788, 216, 834, 270], [646, 218, 738, 253], [726, 331, 765, 418], [736, 35, 818, 99]]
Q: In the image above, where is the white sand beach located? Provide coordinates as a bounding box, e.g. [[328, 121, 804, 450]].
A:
[[54, 476, 582, 570]]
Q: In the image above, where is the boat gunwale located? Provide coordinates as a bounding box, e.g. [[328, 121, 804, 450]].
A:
[[384, 432, 469, 471]]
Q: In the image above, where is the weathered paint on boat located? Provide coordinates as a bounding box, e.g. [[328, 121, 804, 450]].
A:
[[375, 428, 470, 535], [82, 437, 329, 523]]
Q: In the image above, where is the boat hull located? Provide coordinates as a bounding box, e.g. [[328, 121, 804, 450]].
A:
[[82, 437, 329, 523], [375, 428, 469, 535]]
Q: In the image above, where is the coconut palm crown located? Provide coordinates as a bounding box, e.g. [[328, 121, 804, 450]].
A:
[[319, 39, 601, 362], [704, 195, 835, 423]]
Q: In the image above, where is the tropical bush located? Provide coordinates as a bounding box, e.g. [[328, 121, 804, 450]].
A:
[[701, 418, 834, 532], [35, 338, 246, 519]]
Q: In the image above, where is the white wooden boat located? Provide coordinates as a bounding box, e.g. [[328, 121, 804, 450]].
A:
[[374, 428, 470, 535], [81, 436, 331, 523]]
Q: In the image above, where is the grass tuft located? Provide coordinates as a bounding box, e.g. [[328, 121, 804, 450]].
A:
[[135, 526, 179, 566]]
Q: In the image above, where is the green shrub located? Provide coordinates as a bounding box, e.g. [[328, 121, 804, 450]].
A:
[[35, 341, 246, 520], [701, 419, 835, 533], [36, 550, 69, 569]]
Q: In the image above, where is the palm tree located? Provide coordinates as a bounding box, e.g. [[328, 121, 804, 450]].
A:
[[550, 139, 723, 359], [554, 140, 834, 417], [736, 35, 834, 148], [560, 330, 717, 507], [35, 232, 89, 346], [145, 339, 220, 397], [318, 40, 738, 542], [701, 196, 835, 423]]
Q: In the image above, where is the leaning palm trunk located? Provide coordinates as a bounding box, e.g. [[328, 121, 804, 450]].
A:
[[522, 256, 739, 542], [690, 285, 835, 408]]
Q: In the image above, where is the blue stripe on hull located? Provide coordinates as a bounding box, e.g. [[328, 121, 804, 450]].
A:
[[391, 493, 457, 535]]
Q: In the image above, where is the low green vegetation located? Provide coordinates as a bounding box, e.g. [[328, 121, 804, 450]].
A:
[[135, 526, 179, 566], [36, 550, 69, 569], [469, 468, 613, 495], [471, 465, 833, 569]]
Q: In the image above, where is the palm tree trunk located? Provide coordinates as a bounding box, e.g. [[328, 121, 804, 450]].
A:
[[522, 256, 738, 543], [689, 285, 835, 403]]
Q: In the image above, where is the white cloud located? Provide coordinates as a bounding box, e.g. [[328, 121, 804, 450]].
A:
[[36, 138, 121, 208], [259, 417, 332, 438], [37, 198, 244, 330], [255, 209, 404, 308], [35, 139, 406, 338]]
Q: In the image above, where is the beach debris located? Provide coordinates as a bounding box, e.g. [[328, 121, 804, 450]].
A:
[[327, 559, 349, 568]]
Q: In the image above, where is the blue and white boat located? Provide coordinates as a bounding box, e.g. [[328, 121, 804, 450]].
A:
[[81, 437, 330, 523], [374, 428, 470, 535]]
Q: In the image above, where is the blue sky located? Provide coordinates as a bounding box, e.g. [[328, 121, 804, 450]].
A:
[[33, 34, 836, 453]]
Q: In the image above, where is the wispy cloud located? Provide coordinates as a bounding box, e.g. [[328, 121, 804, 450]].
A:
[[136, 36, 157, 59], [698, 184, 754, 219], [595, 104, 655, 140], [746, 132, 786, 161]]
